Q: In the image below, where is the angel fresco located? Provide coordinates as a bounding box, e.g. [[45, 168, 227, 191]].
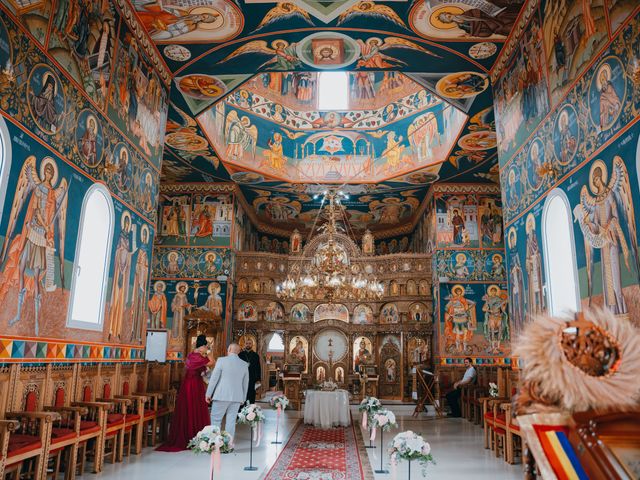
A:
[[337, 1, 407, 28], [224, 111, 258, 161], [252, 3, 313, 31], [0, 156, 68, 334], [219, 39, 302, 70], [356, 37, 439, 69], [573, 157, 640, 316]]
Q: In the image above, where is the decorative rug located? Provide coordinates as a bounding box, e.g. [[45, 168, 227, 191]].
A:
[[264, 419, 374, 480]]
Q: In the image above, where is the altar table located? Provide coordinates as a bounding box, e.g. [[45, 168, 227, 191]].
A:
[[303, 389, 351, 429]]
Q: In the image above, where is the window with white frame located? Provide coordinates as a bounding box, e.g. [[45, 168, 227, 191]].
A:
[[67, 184, 114, 330], [0, 117, 12, 221], [542, 188, 580, 316]]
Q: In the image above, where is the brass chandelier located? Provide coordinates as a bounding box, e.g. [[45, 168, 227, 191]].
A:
[[276, 190, 384, 303]]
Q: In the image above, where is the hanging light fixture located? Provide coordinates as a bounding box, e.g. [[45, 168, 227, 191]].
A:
[[276, 190, 384, 303]]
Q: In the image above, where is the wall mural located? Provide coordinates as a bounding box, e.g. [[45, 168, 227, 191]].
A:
[[157, 191, 234, 247], [0, 11, 164, 225], [409, 0, 525, 41], [199, 88, 467, 184], [107, 24, 168, 162], [494, 8, 550, 162], [496, 3, 640, 331], [0, 4, 167, 359]]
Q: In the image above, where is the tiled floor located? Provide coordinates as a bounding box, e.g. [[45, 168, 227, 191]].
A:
[[82, 406, 522, 479]]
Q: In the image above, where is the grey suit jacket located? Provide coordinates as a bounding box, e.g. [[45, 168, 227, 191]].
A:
[[205, 354, 249, 403]]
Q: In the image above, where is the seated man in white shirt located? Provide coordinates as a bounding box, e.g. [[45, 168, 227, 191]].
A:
[[445, 357, 476, 418]]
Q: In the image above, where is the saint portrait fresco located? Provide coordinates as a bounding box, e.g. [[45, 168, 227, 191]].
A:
[[148, 281, 168, 329], [435, 194, 479, 248], [553, 105, 579, 166], [409, 303, 428, 322], [506, 227, 526, 335], [265, 301, 284, 322], [525, 214, 545, 321], [482, 285, 509, 354], [110, 143, 133, 194], [410, 0, 524, 41], [75, 110, 104, 168], [27, 65, 65, 135], [135, 0, 244, 43], [353, 304, 374, 324], [380, 303, 399, 324], [237, 301, 258, 321], [353, 336, 373, 371], [589, 57, 626, 132], [443, 284, 477, 354], [290, 303, 310, 323]]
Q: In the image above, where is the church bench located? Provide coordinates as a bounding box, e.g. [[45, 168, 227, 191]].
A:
[[0, 420, 19, 479], [3, 410, 59, 480], [500, 402, 523, 465]]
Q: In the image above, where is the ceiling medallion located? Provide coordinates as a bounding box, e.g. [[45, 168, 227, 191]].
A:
[[276, 189, 384, 303]]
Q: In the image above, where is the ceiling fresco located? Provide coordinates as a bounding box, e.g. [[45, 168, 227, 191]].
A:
[[132, 0, 524, 236]]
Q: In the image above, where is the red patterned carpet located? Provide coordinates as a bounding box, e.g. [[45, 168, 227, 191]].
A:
[[264, 421, 373, 480]]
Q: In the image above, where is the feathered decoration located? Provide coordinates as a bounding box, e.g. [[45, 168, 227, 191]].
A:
[[254, 2, 313, 31], [515, 308, 640, 412], [337, 1, 407, 28]]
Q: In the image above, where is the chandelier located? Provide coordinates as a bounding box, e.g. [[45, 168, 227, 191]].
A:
[[276, 190, 384, 303]]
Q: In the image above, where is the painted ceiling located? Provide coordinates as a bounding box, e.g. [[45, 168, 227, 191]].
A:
[[139, 0, 522, 236]]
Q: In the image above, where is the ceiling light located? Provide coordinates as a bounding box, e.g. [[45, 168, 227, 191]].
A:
[[318, 71, 349, 111]]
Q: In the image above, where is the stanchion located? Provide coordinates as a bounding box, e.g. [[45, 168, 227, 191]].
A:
[[374, 429, 389, 474], [271, 410, 282, 445], [365, 427, 376, 449], [408, 459, 412, 480], [244, 425, 258, 471]]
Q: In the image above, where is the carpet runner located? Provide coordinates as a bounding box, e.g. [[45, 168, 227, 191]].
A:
[[264, 420, 373, 480]]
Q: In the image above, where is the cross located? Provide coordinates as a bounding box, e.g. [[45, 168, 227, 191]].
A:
[[328, 338, 333, 347]]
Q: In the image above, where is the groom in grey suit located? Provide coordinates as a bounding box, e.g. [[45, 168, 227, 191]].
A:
[[206, 343, 249, 441]]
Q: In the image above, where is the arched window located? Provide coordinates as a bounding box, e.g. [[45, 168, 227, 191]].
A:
[[542, 189, 580, 316], [67, 184, 114, 330], [267, 333, 284, 352], [0, 117, 12, 220]]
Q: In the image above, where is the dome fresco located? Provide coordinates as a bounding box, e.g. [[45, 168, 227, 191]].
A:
[[146, 0, 521, 236]]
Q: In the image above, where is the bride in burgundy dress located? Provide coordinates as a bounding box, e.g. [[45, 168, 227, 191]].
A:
[[158, 335, 214, 451]]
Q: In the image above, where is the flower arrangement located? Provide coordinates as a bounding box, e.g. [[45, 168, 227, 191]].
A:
[[389, 430, 435, 474], [358, 396, 382, 414], [188, 425, 232, 454], [489, 382, 498, 398], [270, 394, 289, 411], [319, 379, 337, 391], [237, 402, 265, 427], [369, 409, 397, 432]]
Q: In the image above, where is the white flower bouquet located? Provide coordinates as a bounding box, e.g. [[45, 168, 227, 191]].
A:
[[370, 409, 398, 432], [389, 430, 435, 474], [270, 394, 289, 411], [358, 396, 382, 414], [188, 425, 233, 454], [489, 382, 498, 398], [237, 402, 265, 427]]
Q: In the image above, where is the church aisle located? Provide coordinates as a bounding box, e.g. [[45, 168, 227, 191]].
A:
[[79, 408, 522, 479]]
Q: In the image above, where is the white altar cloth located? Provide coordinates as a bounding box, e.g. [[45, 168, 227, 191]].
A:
[[303, 389, 351, 429]]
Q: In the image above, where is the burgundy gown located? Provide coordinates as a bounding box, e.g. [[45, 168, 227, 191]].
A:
[[157, 351, 210, 451]]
